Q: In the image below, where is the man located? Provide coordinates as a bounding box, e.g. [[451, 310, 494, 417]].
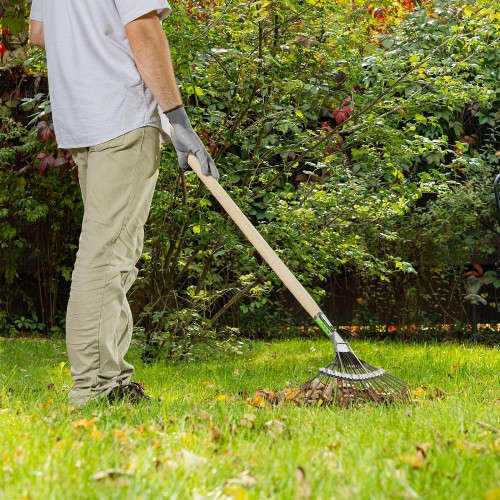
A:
[[29, 0, 218, 406]]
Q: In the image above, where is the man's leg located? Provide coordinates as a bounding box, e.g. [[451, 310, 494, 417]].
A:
[[66, 127, 160, 406]]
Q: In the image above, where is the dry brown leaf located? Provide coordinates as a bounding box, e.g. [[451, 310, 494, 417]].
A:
[[241, 413, 257, 428], [434, 387, 447, 398], [71, 417, 98, 429], [246, 395, 266, 408], [199, 409, 212, 420], [328, 442, 342, 451], [295, 466, 312, 500], [265, 419, 286, 438], [477, 421, 499, 434], [92, 468, 129, 481], [208, 425, 223, 442], [226, 470, 258, 489], [239, 470, 257, 488], [415, 443, 431, 461], [256, 389, 281, 404], [456, 439, 487, 452], [397, 454, 424, 469]]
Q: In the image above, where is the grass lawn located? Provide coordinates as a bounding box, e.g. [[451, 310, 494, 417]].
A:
[[0, 337, 499, 499]]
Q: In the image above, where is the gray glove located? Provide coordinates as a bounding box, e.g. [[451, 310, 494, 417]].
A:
[[165, 106, 219, 180]]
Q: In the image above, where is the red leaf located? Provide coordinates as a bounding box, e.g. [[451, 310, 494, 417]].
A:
[[331, 106, 353, 125], [54, 157, 69, 168], [38, 157, 48, 175], [38, 126, 52, 143], [373, 8, 385, 22], [473, 263, 483, 276], [38, 155, 55, 175]]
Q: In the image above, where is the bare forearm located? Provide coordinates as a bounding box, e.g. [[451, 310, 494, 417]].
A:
[[29, 20, 45, 48], [125, 12, 182, 112]]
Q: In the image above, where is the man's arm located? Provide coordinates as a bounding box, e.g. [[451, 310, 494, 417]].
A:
[[29, 20, 45, 48], [125, 11, 219, 179], [124, 11, 183, 112]]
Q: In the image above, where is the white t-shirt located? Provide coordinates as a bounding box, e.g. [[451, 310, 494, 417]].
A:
[[30, 0, 171, 148]]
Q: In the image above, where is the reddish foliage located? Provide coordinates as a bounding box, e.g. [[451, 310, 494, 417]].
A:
[[331, 105, 353, 125], [36, 122, 56, 143], [36, 153, 55, 175], [466, 263, 484, 277]]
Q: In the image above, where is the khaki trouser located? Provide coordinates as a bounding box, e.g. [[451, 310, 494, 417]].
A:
[[67, 126, 160, 406]]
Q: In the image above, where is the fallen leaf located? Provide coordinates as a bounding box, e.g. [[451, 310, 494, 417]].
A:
[[397, 454, 424, 469], [226, 470, 257, 489], [71, 418, 98, 429], [208, 425, 223, 442], [135, 424, 147, 435], [92, 468, 129, 481], [455, 439, 486, 452], [434, 387, 447, 398], [197, 409, 212, 421], [477, 421, 499, 434], [241, 413, 257, 428], [90, 427, 103, 440], [265, 419, 286, 438], [246, 395, 266, 408], [415, 443, 430, 461], [295, 466, 311, 499], [224, 483, 249, 500], [238, 470, 257, 488], [256, 389, 281, 404], [112, 429, 130, 445], [328, 442, 342, 451], [412, 386, 428, 399], [180, 448, 207, 469]]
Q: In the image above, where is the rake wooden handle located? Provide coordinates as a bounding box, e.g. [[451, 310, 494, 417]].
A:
[[187, 155, 322, 320]]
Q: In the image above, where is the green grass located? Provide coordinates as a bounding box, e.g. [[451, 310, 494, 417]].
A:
[[0, 338, 499, 499]]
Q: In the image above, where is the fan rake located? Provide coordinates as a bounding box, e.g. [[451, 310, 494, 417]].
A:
[[187, 154, 411, 407], [295, 313, 411, 406]]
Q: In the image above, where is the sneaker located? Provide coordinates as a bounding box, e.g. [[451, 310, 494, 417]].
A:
[[107, 381, 152, 405]]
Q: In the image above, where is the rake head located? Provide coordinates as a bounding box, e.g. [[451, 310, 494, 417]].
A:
[[295, 314, 412, 407], [295, 352, 411, 407]]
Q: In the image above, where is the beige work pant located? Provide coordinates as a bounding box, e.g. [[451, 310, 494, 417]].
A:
[[67, 127, 160, 406]]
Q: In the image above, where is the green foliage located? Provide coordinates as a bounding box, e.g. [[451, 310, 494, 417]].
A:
[[1, 0, 500, 345], [0, 115, 82, 330], [151, 0, 499, 334]]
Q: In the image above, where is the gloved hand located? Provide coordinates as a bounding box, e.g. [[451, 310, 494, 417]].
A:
[[165, 106, 219, 180]]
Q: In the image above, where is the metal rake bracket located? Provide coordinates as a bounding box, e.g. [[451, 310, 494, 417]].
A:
[[319, 367, 387, 381]]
